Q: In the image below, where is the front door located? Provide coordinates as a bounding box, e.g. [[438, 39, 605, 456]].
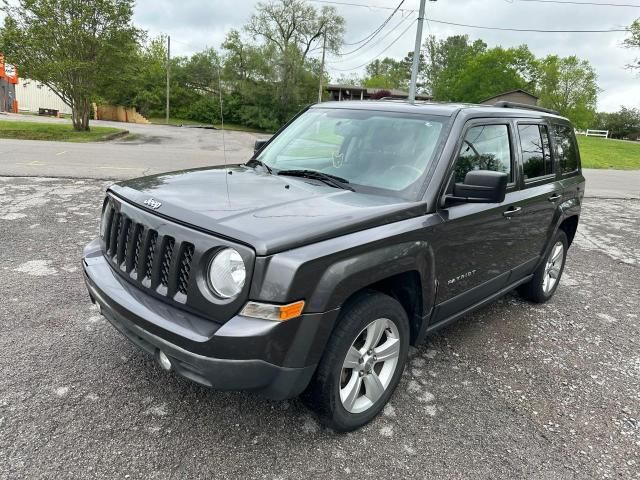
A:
[[431, 120, 528, 322]]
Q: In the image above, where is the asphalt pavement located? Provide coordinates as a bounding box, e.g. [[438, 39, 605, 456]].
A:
[[0, 115, 264, 179], [0, 176, 638, 479]]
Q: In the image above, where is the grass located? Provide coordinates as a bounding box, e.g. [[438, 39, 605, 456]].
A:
[[0, 120, 126, 142], [577, 136, 640, 170]]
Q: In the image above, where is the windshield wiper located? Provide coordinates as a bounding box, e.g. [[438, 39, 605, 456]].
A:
[[277, 169, 354, 191], [245, 158, 273, 174]]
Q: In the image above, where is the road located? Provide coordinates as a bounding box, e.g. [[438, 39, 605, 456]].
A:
[[0, 119, 638, 198], [0, 117, 265, 179], [0, 176, 638, 479]]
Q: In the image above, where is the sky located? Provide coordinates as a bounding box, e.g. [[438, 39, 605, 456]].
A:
[[133, 0, 639, 112]]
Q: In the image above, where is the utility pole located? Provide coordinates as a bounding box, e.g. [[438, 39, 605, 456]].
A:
[[166, 35, 171, 124], [409, 0, 429, 104], [318, 29, 327, 103]]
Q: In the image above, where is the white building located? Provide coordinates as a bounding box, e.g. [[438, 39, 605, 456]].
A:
[[15, 79, 71, 114]]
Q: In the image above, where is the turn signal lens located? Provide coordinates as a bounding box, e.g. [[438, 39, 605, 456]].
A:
[[240, 300, 305, 322]]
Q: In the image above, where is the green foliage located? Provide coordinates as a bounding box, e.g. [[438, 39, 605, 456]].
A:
[[422, 35, 488, 100], [363, 57, 410, 90], [0, 0, 142, 131], [537, 55, 598, 129], [624, 19, 640, 71], [594, 107, 640, 139], [447, 45, 538, 103], [418, 34, 599, 128]]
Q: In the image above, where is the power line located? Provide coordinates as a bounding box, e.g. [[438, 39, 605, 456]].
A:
[[312, 0, 632, 33], [517, 0, 640, 7], [337, 0, 407, 48], [331, 14, 415, 61], [329, 19, 417, 71], [311, 0, 416, 13], [426, 18, 629, 32]]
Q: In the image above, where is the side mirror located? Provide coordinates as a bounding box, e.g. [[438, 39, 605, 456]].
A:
[[446, 170, 507, 205], [254, 139, 268, 154]]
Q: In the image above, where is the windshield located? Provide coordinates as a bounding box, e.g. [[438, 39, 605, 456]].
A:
[[256, 108, 447, 195]]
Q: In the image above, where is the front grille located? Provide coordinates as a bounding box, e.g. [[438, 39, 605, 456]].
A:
[[103, 206, 194, 301], [159, 237, 175, 287], [177, 244, 195, 295]]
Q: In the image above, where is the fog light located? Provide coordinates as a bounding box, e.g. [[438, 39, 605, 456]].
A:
[[158, 351, 172, 371]]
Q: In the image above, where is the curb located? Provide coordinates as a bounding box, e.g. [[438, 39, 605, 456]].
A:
[[101, 130, 130, 141]]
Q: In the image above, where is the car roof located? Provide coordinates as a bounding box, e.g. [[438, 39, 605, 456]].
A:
[[312, 100, 569, 122]]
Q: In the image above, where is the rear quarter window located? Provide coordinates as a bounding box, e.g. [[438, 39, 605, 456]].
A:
[[553, 124, 580, 174]]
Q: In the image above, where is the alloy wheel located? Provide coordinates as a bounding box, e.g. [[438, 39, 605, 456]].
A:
[[543, 241, 564, 294], [339, 317, 401, 414]]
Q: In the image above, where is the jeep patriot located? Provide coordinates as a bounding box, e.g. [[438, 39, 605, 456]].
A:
[[83, 101, 584, 431]]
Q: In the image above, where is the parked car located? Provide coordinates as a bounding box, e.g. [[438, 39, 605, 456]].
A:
[[83, 100, 584, 431]]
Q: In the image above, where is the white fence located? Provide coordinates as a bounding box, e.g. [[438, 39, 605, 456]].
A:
[[585, 129, 609, 138]]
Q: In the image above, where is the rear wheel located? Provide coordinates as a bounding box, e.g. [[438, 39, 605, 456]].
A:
[[518, 230, 568, 303], [303, 291, 409, 432]]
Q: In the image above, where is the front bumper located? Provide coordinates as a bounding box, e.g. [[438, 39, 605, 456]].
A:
[[82, 239, 339, 400]]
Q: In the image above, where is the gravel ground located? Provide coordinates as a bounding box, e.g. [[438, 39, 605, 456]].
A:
[[0, 176, 638, 479]]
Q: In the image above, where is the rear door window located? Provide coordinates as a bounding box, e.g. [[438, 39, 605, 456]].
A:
[[518, 124, 554, 181], [553, 124, 579, 174]]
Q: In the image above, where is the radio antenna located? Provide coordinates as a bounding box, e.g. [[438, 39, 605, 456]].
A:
[[217, 63, 230, 202]]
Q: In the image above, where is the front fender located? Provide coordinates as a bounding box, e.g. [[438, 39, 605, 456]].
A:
[[249, 215, 440, 317]]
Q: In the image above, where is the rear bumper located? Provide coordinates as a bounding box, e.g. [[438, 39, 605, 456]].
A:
[[83, 239, 339, 400]]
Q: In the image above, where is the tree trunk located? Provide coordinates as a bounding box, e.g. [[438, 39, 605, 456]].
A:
[[71, 99, 91, 131]]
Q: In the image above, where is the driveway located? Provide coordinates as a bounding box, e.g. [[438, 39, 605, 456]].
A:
[[0, 176, 638, 479]]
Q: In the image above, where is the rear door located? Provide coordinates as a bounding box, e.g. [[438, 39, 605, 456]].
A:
[[514, 120, 562, 263]]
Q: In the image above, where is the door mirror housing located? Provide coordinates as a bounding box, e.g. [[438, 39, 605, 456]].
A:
[[254, 139, 268, 154], [446, 170, 508, 205]]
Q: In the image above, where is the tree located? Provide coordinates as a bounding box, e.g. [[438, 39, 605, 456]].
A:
[[447, 45, 538, 103], [422, 35, 487, 100], [97, 36, 166, 116], [595, 107, 640, 139], [1, 0, 142, 131], [537, 55, 599, 129], [246, 0, 345, 122], [363, 57, 410, 90], [623, 19, 640, 71]]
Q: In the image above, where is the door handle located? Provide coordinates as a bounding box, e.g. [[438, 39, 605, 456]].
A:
[[503, 206, 522, 218], [548, 193, 562, 202]]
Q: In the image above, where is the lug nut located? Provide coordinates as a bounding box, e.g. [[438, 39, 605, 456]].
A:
[[373, 355, 377, 361], [359, 371, 364, 377]]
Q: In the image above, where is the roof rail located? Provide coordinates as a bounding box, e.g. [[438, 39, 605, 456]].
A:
[[493, 101, 560, 116], [377, 97, 433, 104]]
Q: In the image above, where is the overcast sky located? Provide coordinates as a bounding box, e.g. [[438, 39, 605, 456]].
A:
[[137, 0, 639, 112]]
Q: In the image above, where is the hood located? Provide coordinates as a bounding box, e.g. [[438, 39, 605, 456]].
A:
[[110, 165, 425, 256]]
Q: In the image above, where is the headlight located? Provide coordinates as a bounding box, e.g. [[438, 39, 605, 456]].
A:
[[208, 248, 246, 298]]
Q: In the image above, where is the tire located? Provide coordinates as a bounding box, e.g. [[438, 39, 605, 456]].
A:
[[302, 290, 410, 432], [518, 230, 568, 303]]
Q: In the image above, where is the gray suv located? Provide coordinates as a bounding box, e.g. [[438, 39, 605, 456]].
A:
[[83, 100, 584, 431]]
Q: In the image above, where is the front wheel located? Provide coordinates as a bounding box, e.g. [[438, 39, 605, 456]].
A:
[[518, 230, 568, 303], [303, 291, 410, 432]]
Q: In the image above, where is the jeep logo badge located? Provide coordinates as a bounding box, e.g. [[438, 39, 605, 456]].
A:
[[143, 198, 162, 210]]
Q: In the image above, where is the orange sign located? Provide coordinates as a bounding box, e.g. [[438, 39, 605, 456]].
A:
[[0, 54, 19, 84]]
